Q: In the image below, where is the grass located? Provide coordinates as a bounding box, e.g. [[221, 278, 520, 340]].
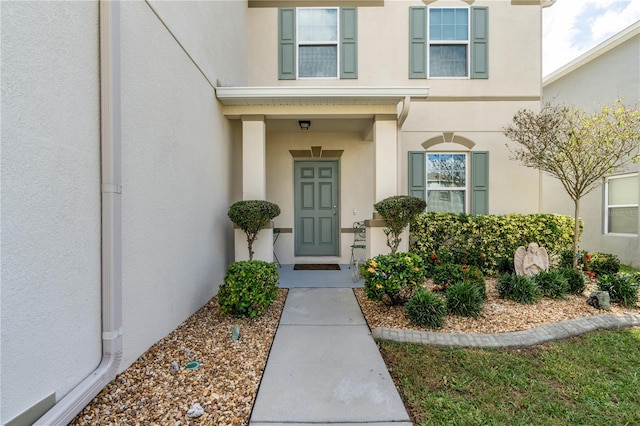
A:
[[378, 328, 640, 426]]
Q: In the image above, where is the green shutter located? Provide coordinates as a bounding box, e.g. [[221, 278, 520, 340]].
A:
[[409, 7, 427, 79], [278, 8, 296, 80], [470, 6, 489, 79], [340, 7, 358, 79], [470, 151, 489, 214], [408, 152, 426, 201]]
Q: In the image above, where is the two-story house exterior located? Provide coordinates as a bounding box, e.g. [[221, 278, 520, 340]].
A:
[[543, 21, 640, 267], [1, 1, 552, 424], [220, 0, 549, 263]]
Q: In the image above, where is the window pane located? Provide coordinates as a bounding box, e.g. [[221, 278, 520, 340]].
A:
[[430, 45, 467, 77], [429, 8, 468, 41], [299, 45, 337, 77], [298, 9, 337, 42], [427, 190, 465, 213], [608, 175, 639, 205], [608, 207, 639, 234]]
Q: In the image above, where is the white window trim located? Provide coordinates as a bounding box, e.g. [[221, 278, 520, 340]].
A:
[[296, 7, 340, 80], [426, 152, 469, 213], [427, 6, 470, 79], [603, 172, 639, 236]]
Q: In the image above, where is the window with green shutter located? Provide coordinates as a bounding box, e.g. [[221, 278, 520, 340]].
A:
[[409, 6, 488, 79], [278, 7, 357, 80], [408, 150, 489, 214]]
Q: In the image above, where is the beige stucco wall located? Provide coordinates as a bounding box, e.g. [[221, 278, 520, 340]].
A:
[[247, 0, 542, 96], [542, 31, 640, 267], [119, 0, 244, 371], [1, 2, 102, 423]]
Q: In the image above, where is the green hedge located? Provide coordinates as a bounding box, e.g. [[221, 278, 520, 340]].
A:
[[410, 212, 580, 275]]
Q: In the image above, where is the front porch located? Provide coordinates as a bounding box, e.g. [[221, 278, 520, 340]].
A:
[[216, 86, 429, 265]]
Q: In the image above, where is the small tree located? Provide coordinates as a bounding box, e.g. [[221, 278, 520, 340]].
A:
[[228, 200, 281, 260], [374, 195, 426, 254], [504, 101, 640, 267]]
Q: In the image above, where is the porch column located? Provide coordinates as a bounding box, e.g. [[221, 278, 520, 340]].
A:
[[366, 114, 408, 258], [236, 115, 273, 262]]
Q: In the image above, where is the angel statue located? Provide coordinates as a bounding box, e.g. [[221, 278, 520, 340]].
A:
[[514, 242, 549, 276]]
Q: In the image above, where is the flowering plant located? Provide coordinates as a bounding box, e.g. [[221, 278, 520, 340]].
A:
[[362, 252, 426, 305]]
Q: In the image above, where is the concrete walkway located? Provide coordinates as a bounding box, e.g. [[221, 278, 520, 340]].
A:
[[249, 287, 411, 426]]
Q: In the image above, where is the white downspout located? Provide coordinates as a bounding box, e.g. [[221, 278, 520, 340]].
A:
[[34, 1, 123, 424]]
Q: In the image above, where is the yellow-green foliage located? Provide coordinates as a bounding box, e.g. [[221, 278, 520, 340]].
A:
[[410, 212, 580, 275]]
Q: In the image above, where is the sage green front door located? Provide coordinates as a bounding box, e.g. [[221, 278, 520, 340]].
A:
[[294, 161, 339, 256]]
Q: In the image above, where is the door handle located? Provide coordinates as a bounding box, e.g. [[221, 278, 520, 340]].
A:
[[332, 205, 337, 215]]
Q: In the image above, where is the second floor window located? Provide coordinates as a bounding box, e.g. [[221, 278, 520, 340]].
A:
[[279, 7, 357, 80], [298, 8, 338, 78], [409, 6, 488, 79], [429, 8, 469, 77]]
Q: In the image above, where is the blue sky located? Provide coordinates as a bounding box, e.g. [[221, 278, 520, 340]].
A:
[[543, 0, 640, 76]]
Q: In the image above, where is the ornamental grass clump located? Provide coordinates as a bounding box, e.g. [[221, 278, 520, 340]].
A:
[[405, 288, 447, 329], [559, 267, 586, 294], [534, 269, 569, 299], [362, 252, 426, 305], [598, 274, 639, 307], [446, 281, 484, 318], [496, 273, 541, 304]]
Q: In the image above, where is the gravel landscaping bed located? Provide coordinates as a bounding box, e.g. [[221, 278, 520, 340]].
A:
[[69, 276, 638, 426], [71, 290, 287, 426], [355, 278, 639, 334]]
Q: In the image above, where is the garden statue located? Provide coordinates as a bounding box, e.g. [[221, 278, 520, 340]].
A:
[[514, 242, 549, 276]]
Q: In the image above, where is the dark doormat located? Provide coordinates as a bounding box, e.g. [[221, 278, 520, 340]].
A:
[[293, 264, 341, 271]]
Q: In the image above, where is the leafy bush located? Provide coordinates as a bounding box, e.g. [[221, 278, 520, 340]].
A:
[[228, 200, 281, 260], [431, 263, 464, 291], [496, 273, 541, 304], [587, 253, 621, 277], [374, 196, 426, 254], [431, 263, 486, 299], [534, 270, 569, 299], [411, 212, 578, 275], [405, 288, 447, 329], [496, 255, 515, 275], [362, 252, 426, 305], [559, 267, 586, 294], [446, 281, 484, 318], [218, 260, 279, 318], [598, 274, 639, 307]]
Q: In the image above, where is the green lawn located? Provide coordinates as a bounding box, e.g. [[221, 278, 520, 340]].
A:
[[378, 328, 640, 426]]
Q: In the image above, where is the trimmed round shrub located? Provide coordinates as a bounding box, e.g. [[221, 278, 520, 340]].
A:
[[598, 274, 639, 307], [446, 281, 484, 318], [496, 273, 541, 304], [218, 260, 279, 318], [559, 267, 586, 294], [534, 270, 569, 299], [228, 200, 281, 260], [374, 196, 426, 254], [362, 252, 426, 305], [405, 288, 447, 329]]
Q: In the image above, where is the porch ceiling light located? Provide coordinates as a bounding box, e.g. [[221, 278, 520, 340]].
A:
[[299, 120, 311, 131]]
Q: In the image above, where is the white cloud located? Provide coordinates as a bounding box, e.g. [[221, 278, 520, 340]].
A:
[[543, 1, 640, 76]]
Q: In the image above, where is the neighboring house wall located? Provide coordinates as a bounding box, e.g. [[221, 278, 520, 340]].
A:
[[1, 2, 103, 423], [0, 1, 245, 423], [543, 23, 640, 267]]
